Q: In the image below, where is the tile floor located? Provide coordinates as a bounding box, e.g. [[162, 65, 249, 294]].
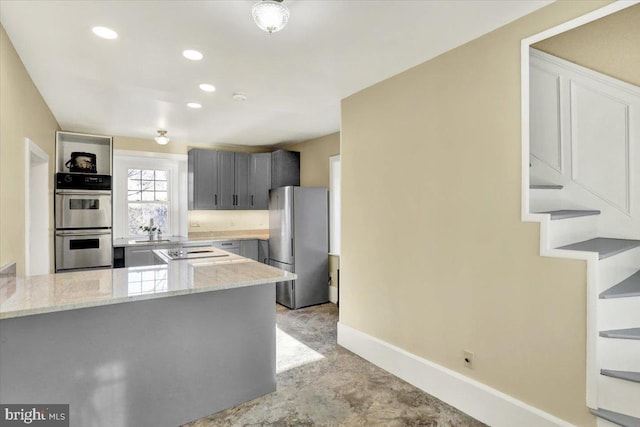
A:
[[184, 303, 485, 426]]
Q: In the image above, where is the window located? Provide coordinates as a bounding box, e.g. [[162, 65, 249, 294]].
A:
[[113, 152, 187, 239], [127, 168, 169, 235], [329, 155, 341, 255]]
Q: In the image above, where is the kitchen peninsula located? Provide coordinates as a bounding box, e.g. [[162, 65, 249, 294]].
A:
[[0, 255, 295, 427]]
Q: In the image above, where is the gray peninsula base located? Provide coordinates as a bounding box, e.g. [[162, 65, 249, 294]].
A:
[[0, 283, 276, 427]]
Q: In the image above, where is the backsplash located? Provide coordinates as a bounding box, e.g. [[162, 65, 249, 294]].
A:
[[188, 210, 269, 232]]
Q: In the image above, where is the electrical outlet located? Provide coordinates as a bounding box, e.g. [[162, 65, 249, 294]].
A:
[[463, 350, 474, 369], [189, 220, 200, 227]]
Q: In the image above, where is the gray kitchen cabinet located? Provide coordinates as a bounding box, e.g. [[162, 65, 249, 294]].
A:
[[218, 151, 252, 210], [240, 240, 259, 261], [271, 150, 300, 189], [258, 240, 269, 264], [211, 240, 241, 255], [235, 153, 251, 209], [124, 244, 178, 267], [217, 151, 236, 210], [249, 153, 271, 209], [189, 148, 291, 210], [188, 149, 219, 210]]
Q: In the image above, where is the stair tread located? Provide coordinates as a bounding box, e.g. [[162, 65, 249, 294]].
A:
[[600, 327, 640, 340], [530, 184, 563, 189], [557, 238, 640, 260], [600, 270, 640, 299], [590, 408, 640, 427], [601, 369, 640, 384], [537, 209, 601, 220]]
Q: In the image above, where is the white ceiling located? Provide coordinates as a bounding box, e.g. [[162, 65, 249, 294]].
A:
[[1, 0, 551, 147]]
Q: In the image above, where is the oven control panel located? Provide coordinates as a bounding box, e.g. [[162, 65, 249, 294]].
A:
[[56, 173, 112, 190]]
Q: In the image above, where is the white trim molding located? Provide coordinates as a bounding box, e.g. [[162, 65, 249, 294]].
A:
[[329, 286, 338, 304], [337, 322, 575, 427]]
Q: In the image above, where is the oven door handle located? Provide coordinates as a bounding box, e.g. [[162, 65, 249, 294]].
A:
[[55, 190, 112, 196], [56, 230, 112, 237]]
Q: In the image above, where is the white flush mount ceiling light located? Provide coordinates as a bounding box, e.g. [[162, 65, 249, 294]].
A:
[[199, 84, 216, 92], [232, 92, 247, 102], [92, 26, 118, 40], [182, 49, 203, 61], [187, 102, 202, 109], [252, 0, 290, 34], [155, 130, 170, 145]]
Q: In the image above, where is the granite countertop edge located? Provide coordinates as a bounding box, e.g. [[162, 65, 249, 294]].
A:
[[0, 263, 295, 320]]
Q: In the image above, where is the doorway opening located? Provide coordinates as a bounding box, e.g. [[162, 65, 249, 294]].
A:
[[25, 138, 50, 275]]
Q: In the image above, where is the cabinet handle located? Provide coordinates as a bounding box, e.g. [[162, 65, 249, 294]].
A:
[[234, 194, 237, 205], [291, 238, 294, 255], [214, 194, 218, 205], [251, 195, 254, 206]]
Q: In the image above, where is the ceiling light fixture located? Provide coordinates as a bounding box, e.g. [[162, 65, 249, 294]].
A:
[[92, 26, 118, 40], [155, 130, 170, 145], [199, 84, 216, 92], [232, 92, 247, 102], [187, 102, 202, 109], [183, 50, 203, 61], [252, 0, 290, 34]]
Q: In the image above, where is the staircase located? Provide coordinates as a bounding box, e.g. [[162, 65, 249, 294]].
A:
[[530, 184, 640, 427]]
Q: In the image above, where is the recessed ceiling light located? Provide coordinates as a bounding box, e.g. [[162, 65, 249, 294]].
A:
[[187, 102, 202, 109], [92, 26, 118, 40], [199, 84, 216, 93], [183, 50, 203, 61]]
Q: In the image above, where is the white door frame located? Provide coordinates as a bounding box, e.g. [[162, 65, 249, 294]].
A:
[[25, 138, 50, 276]]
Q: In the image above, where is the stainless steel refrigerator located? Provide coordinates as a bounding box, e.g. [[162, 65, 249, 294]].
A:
[[269, 186, 328, 309]]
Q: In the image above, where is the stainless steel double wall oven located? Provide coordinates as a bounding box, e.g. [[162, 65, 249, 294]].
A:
[[55, 173, 113, 272]]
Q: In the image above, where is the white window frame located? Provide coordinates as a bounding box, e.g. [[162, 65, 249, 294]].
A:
[[329, 155, 341, 255], [113, 150, 188, 239]]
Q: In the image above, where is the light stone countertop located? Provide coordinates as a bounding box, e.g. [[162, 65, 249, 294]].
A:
[[0, 255, 295, 320], [113, 229, 270, 247]]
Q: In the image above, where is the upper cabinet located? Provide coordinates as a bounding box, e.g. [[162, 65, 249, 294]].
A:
[[271, 150, 300, 188], [188, 149, 277, 211], [217, 151, 251, 210], [249, 153, 271, 209], [56, 131, 113, 175], [189, 149, 219, 210]]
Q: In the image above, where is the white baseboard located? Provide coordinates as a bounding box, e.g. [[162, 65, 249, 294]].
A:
[[329, 286, 338, 304], [337, 322, 576, 427]]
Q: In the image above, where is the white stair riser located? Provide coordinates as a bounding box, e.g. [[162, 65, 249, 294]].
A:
[[597, 247, 640, 293], [597, 418, 625, 427], [598, 338, 640, 372], [597, 375, 640, 418], [548, 215, 599, 249], [529, 188, 566, 213], [598, 297, 640, 330]]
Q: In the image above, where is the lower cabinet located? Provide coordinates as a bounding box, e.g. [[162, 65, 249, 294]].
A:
[[116, 239, 268, 267], [124, 244, 179, 267], [240, 240, 259, 261], [211, 240, 241, 255], [258, 240, 269, 264]]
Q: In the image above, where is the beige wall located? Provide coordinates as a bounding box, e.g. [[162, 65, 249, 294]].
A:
[[286, 132, 341, 288], [340, 1, 616, 426], [0, 25, 60, 275], [534, 3, 640, 87], [286, 132, 340, 188]]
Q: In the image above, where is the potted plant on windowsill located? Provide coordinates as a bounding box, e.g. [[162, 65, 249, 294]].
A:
[[139, 225, 158, 240]]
